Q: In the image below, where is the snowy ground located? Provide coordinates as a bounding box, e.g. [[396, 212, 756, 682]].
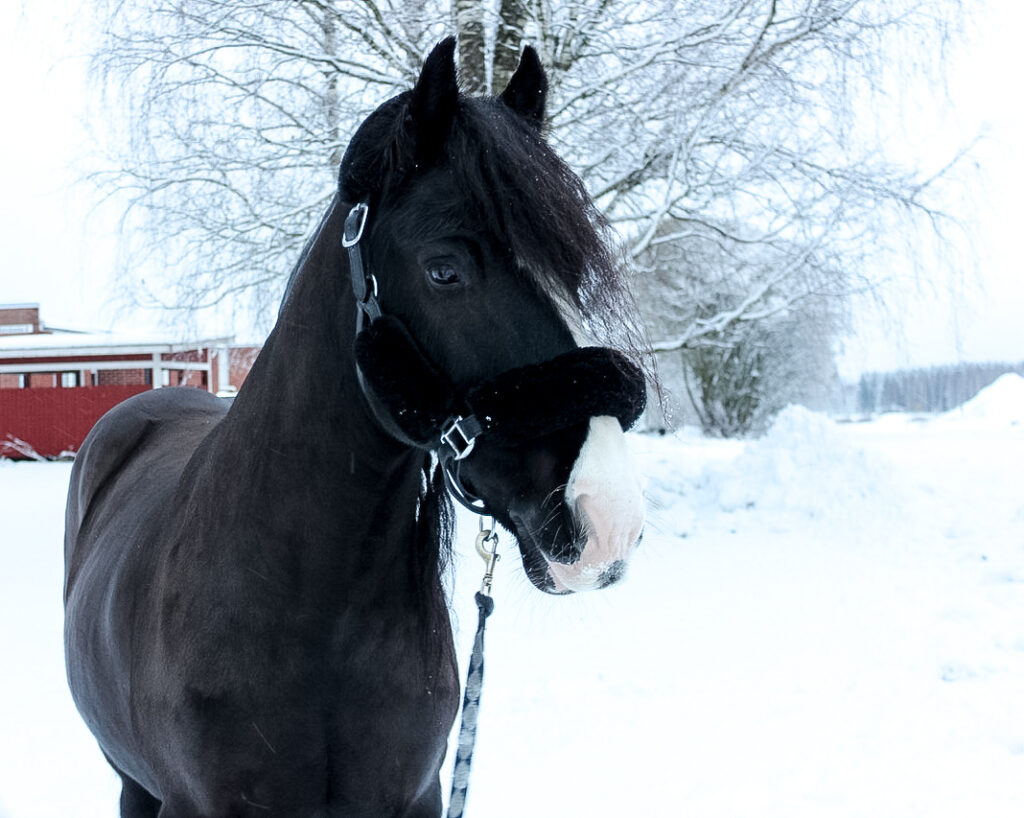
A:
[[1, 376, 1022, 817]]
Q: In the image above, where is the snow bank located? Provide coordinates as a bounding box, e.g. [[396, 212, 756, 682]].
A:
[[950, 372, 1024, 425], [637, 405, 909, 529], [707, 405, 902, 518]]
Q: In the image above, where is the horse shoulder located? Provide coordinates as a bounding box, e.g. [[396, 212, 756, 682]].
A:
[[64, 388, 228, 597]]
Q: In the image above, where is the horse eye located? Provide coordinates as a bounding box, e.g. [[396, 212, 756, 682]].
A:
[[425, 261, 462, 288]]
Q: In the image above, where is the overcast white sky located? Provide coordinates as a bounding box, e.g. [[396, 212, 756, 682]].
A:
[[1, 2, 1021, 378]]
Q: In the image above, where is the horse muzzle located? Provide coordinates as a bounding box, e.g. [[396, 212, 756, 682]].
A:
[[505, 414, 645, 595], [548, 416, 645, 593]]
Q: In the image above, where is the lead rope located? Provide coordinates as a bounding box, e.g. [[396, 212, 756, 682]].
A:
[[446, 517, 500, 818]]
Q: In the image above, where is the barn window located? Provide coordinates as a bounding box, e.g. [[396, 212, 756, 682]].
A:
[[60, 371, 79, 388]]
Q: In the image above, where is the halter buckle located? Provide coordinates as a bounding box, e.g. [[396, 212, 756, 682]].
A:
[[440, 415, 479, 460], [342, 202, 369, 248]]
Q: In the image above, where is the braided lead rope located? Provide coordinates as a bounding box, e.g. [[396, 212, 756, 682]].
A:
[[447, 523, 499, 818], [447, 591, 494, 818]]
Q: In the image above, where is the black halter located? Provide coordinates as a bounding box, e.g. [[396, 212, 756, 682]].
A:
[[342, 202, 381, 323], [342, 202, 647, 515]]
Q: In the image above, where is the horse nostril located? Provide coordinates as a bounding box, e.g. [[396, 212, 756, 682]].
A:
[[537, 502, 586, 566], [597, 560, 627, 588]]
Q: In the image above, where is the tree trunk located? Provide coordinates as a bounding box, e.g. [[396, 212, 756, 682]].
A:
[[321, 3, 342, 168], [454, 0, 486, 94], [494, 0, 529, 93]]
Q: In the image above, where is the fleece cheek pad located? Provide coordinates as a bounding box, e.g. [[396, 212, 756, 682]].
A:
[[353, 314, 647, 451], [353, 315, 458, 446], [464, 346, 647, 443]]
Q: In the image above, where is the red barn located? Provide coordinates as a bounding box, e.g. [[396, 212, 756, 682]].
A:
[[0, 304, 260, 459]]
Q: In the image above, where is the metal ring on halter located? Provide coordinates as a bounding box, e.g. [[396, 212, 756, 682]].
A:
[[475, 517, 498, 556], [441, 457, 492, 516]]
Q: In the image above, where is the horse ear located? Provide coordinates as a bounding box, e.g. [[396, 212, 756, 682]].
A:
[[499, 45, 547, 129], [406, 37, 460, 159]]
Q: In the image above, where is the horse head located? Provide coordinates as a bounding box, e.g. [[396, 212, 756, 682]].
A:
[[340, 38, 647, 594]]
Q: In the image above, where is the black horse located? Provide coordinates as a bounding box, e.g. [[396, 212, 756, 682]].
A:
[[65, 38, 647, 817]]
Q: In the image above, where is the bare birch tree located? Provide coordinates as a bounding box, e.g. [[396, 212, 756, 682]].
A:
[[89, 0, 966, 360]]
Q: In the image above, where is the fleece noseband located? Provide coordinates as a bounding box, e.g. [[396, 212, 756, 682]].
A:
[[343, 202, 646, 512]]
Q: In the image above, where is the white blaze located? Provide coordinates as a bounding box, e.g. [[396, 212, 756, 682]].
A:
[[547, 415, 645, 592]]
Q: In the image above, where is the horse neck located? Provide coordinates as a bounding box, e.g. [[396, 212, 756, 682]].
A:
[[208, 199, 439, 609]]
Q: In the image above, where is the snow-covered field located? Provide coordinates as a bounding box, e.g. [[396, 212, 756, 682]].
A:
[[2, 376, 1022, 817]]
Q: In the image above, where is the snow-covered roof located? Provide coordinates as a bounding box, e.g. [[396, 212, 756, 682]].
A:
[[0, 329, 234, 359]]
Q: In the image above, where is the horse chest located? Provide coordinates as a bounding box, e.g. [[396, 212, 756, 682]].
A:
[[132, 604, 458, 814], [326, 603, 460, 732], [322, 628, 459, 815]]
